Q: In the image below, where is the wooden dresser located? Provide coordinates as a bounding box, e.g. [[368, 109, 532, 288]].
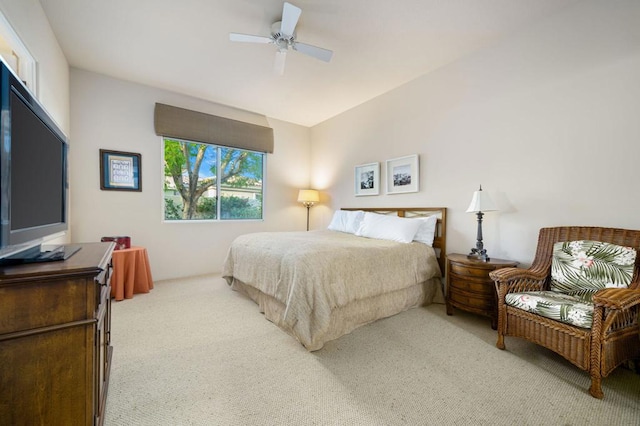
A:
[[0, 242, 115, 426], [445, 253, 518, 329]]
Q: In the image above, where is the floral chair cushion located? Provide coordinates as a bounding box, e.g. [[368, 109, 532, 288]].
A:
[[550, 240, 636, 297], [505, 291, 594, 328], [505, 241, 636, 329]]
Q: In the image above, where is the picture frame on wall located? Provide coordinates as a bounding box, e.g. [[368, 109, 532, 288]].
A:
[[386, 154, 419, 194], [354, 162, 380, 196], [100, 149, 142, 191]]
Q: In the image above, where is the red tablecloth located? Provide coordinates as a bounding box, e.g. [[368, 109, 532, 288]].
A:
[[110, 246, 154, 301]]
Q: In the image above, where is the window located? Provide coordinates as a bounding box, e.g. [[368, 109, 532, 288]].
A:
[[163, 138, 264, 221]]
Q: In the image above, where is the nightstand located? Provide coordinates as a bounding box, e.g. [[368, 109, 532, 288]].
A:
[[445, 253, 518, 329]]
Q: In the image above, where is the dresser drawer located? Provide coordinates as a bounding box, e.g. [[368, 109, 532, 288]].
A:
[[0, 277, 96, 334]]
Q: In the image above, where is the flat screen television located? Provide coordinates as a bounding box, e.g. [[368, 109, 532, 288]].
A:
[[0, 60, 70, 263]]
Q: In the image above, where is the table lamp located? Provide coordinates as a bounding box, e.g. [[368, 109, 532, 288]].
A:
[[466, 185, 497, 262], [297, 189, 319, 231]]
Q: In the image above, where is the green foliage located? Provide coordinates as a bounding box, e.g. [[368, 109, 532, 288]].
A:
[[163, 139, 187, 179], [220, 195, 262, 220], [164, 198, 182, 220], [164, 195, 261, 220], [197, 197, 216, 219]]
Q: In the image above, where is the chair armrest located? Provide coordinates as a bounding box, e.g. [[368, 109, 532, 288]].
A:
[[489, 267, 548, 294], [592, 288, 640, 310]]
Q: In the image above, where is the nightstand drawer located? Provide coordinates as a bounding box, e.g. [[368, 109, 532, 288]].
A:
[[449, 290, 494, 310], [449, 274, 492, 293], [449, 262, 495, 278]]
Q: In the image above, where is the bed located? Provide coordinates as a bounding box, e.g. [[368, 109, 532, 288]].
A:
[[222, 207, 447, 351]]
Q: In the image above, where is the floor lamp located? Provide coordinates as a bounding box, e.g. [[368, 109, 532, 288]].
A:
[[466, 185, 497, 262], [297, 189, 319, 231]]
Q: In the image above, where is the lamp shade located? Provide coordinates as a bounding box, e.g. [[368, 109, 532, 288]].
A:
[[466, 186, 497, 213], [297, 189, 319, 204]]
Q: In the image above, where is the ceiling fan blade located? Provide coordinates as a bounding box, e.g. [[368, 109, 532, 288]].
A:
[[280, 2, 301, 36], [293, 42, 333, 62], [229, 33, 273, 44], [273, 51, 287, 75]]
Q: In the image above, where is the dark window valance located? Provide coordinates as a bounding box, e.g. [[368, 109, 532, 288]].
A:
[[154, 103, 274, 153]]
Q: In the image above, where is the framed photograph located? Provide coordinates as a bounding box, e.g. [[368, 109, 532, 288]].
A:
[[100, 149, 142, 191], [386, 154, 419, 194], [354, 162, 380, 196]]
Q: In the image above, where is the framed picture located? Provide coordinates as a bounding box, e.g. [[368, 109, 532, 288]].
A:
[[100, 149, 142, 191], [386, 154, 419, 194], [354, 162, 380, 196]]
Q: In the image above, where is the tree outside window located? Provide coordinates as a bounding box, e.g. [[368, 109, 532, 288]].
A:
[[163, 138, 264, 221]]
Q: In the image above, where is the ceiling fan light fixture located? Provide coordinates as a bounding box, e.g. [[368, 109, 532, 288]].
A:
[[271, 21, 295, 41], [229, 2, 333, 74]]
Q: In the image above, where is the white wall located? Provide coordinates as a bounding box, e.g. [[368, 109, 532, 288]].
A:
[[311, 0, 640, 266], [70, 69, 312, 280]]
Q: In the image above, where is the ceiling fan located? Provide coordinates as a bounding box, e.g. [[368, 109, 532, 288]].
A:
[[229, 2, 333, 75]]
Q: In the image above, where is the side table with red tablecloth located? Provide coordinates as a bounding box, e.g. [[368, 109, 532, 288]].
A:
[[110, 246, 154, 301]]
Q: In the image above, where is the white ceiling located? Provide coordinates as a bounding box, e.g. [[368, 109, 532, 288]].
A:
[[39, 0, 578, 127]]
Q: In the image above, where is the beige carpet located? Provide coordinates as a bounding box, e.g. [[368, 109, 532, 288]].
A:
[[104, 275, 640, 425]]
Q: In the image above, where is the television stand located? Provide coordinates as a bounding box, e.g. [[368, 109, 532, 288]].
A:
[[0, 244, 82, 266], [0, 242, 115, 425]]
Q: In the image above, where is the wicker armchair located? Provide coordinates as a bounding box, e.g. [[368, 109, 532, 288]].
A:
[[489, 227, 640, 398]]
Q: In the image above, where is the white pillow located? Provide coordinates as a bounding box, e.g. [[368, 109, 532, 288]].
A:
[[327, 210, 365, 234], [413, 215, 438, 246], [355, 212, 422, 243]]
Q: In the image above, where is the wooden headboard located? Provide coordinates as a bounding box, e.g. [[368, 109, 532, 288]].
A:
[[341, 207, 447, 273]]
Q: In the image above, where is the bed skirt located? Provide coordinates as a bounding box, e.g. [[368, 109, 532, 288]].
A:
[[227, 276, 444, 351]]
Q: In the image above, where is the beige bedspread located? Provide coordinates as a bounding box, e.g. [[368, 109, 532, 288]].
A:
[[223, 230, 442, 349]]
